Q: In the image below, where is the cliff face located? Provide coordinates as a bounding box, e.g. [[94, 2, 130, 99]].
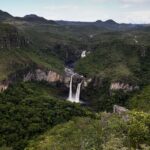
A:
[[0, 67, 88, 93], [0, 23, 29, 49], [24, 69, 63, 83], [110, 82, 139, 92], [24, 69, 85, 86], [0, 69, 63, 93]]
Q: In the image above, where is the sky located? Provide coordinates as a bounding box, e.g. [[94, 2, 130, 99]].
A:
[[0, 0, 150, 23]]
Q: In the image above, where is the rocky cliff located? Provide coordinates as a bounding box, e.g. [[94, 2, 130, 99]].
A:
[[23, 69, 63, 83], [0, 23, 29, 49], [0, 68, 63, 92], [0, 67, 88, 93], [110, 82, 139, 92]]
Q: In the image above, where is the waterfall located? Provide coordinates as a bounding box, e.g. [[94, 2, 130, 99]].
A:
[[68, 74, 74, 101], [75, 82, 82, 103], [67, 75, 82, 103]]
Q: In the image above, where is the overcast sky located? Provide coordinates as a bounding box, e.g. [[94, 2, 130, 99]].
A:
[[0, 0, 150, 23]]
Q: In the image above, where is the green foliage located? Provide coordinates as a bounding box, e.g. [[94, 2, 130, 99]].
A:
[[25, 117, 102, 150], [81, 78, 133, 112], [75, 41, 140, 82], [0, 23, 64, 80], [26, 111, 150, 150], [26, 117, 103, 150], [81, 79, 113, 111], [0, 23, 17, 34], [129, 85, 150, 112], [0, 146, 12, 150], [102, 134, 128, 150], [138, 47, 150, 85], [127, 111, 150, 148], [76, 41, 150, 112], [0, 48, 64, 80], [0, 82, 92, 150]]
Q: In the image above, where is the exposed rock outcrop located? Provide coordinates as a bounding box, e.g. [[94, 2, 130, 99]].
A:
[[0, 82, 8, 92], [47, 71, 62, 82], [0, 67, 89, 93], [0, 69, 63, 93], [0, 66, 85, 93], [23, 69, 63, 83], [83, 78, 92, 87], [110, 82, 139, 92], [113, 105, 128, 115], [24, 68, 86, 89], [113, 105, 129, 121], [64, 67, 84, 87]]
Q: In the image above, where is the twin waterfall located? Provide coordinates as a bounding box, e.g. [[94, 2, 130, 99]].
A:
[[68, 75, 82, 103]]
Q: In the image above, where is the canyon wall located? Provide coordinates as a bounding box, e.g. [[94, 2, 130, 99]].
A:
[[110, 82, 139, 92], [0, 23, 29, 49], [23, 69, 63, 83]]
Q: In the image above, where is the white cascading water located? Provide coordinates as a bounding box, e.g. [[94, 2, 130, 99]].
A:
[[68, 74, 74, 101], [68, 75, 82, 103], [75, 82, 82, 103]]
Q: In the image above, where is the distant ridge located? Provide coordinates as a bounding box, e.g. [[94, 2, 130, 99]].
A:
[[13, 14, 56, 24], [104, 19, 118, 24], [0, 10, 13, 20], [23, 14, 56, 24], [0, 9, 149, 28], [24, 14, 48, 22]]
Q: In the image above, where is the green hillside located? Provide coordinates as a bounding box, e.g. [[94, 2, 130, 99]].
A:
[[75, 40, 150, 111], [26, 112, 150, 150], [129, 85, 150, 112], [0, 82, 93, 150], [0, 48, 64, 81], [75, 41, 150, 84], [0, 23, 64, 80]]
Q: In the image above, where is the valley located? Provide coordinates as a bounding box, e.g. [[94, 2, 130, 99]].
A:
[[0, 9, 150, 150]]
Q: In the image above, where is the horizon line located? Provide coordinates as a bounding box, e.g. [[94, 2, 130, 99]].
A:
[[1, 9, 150, 25]]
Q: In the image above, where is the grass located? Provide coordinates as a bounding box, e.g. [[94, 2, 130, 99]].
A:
[[0, 48, 64, 81], [75, 41, 140, 82], [129, 85, 150, 112]]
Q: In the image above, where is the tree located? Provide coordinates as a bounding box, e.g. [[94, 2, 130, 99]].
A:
[[127, 111, 150, 149]]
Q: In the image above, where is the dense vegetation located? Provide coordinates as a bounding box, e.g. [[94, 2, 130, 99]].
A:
[[75, 41, 150, 111], [0, 23, 64, 80], [26, 111, 150, 150], [81, 78, 132, 111], [75, 41, 149, 83], [129, 85, 150, 112], [0, 82, 93, 150], [1, 82, 149, 150]]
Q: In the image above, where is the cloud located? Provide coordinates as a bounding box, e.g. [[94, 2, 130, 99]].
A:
[[90, 0, 149, 3], [116, 10, 150, 23], [90, 0, 109, 2], [120, 0, 149, 3], [41, 4, 109, 21], [44, 5, 79, 11], [121, 4, 131, 8]]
